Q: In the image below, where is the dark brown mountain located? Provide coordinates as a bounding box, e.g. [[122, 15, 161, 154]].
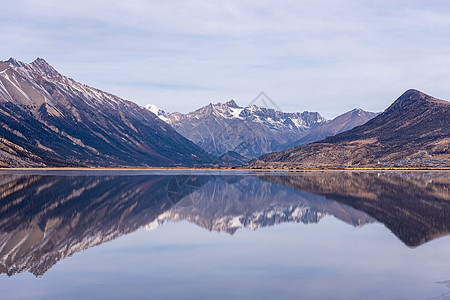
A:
[[260, 171, 450, 247], [247, 89, 450, 168], [283, 108, 379, 149], [0, 58, 213, 167]]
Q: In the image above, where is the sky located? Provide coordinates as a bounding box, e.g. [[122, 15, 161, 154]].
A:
[[2, 0, 450, 118]]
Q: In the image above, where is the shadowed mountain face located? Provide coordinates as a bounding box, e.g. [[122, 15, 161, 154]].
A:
[[248, 89, 450, 168], [261, 171, 450, 247], [0, 171, 448, 276], [0, 58, 213, 167]]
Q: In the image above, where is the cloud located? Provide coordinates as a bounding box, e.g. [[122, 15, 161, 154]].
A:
[[2, 0, 450, 118]]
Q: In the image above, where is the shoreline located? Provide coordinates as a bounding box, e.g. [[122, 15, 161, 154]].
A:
[[0, 167, 448, 172]]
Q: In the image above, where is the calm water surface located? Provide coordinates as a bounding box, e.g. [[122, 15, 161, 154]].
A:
[[0, 170, 449, 300]]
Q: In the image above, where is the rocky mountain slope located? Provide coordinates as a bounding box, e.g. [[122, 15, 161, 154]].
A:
[[0, 58, 213, 167], [146, 100, 326, 158], [248, 89, 450, 168]]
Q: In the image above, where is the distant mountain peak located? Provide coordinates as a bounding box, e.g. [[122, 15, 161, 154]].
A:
[[402, 89, 430, 101], [225, 99, 239, 108], [387, 89, 447, 113], [144, 104, 163, 114], [30, 57, 62, 79], [144, 104, 169, 122], [401, 89, 427, 98], [207, 100, 241, 109], [4, 58, 32, 70], [349, 108, 372, 117], [32, 57, 53, 70], [32, 57, 50, 65], [6, 57, 22, 67], [2, 57, 62, 80]]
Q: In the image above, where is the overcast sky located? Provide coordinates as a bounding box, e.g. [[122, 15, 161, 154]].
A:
[[2, 0, 450, 118]]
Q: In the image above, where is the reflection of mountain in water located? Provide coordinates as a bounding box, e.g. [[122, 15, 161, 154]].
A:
[[261, 171, 450, 247], [0, 175, 207, 276], [0, 173, 373, 277], [0, 171, 448, 276], [148, 176, 374, 233]]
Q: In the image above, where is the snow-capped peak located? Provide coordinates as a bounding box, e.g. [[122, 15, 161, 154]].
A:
[[6, 57, 23, 67], [225, 99, 239, 108], [144, 104, 161, 115], [144, 104, 169, 122]]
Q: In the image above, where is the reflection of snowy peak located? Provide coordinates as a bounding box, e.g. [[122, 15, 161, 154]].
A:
[[146, 176, 375, 233], [145, 100, 326, 158], [146, 205, 325, 234]]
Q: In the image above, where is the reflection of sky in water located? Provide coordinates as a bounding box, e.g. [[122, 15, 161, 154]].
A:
[[3, 217, 450, 300]]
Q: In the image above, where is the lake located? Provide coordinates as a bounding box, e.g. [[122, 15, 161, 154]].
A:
[[0, 169, 449, 300]]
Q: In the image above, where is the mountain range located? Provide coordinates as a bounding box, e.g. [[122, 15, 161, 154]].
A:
[[0, 58, 213, 167], [0, 58, 446, 169], [146, 100, 326, 159], [146, 101, 378, 160], [247, 89, 450, 168]]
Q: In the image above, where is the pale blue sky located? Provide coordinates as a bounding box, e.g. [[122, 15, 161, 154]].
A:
[[2, 0, 450, 118]]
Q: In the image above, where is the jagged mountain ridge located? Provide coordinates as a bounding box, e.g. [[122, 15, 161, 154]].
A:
[[247, 89, 450, 168], [0, 58, 213, 167], [146, 101, 379, 160], [146, 100, 327, 158]]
